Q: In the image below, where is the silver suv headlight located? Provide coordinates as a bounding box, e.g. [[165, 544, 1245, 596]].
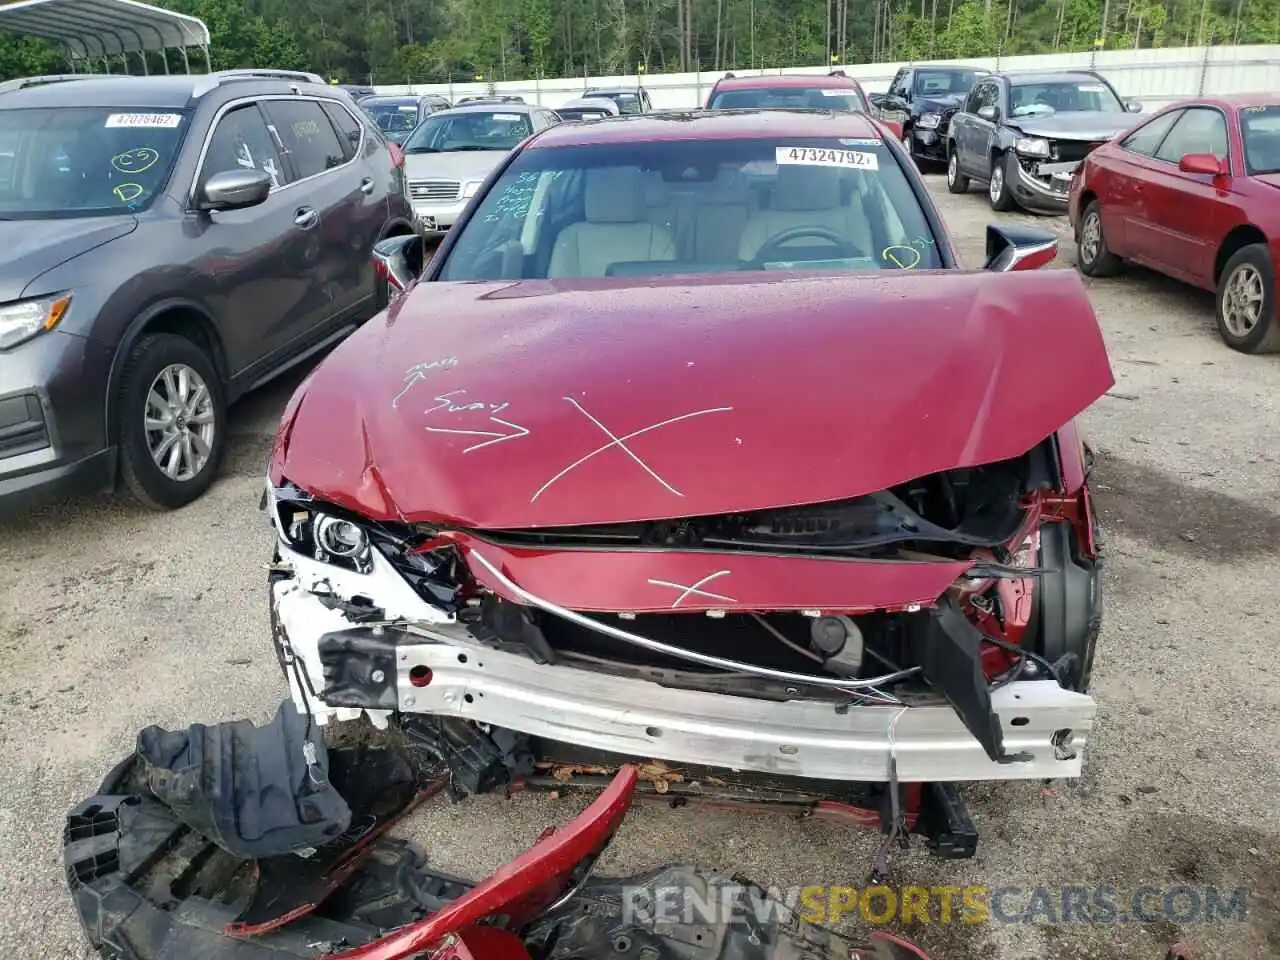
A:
[[0, 293, 72, 350], [1015, 137, 1051, 158]]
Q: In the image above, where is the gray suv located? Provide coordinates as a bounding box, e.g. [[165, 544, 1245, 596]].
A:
[[0, 71, 416, 513]]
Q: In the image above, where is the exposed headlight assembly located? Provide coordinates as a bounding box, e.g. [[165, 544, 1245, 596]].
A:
[[1015, 137, 1051, 158], [265, 480, 462, 611], [0, 293, 72, 350], [314, 514, 371, 562], [916, 112, 941, 130], [266, 481, 375, 574]]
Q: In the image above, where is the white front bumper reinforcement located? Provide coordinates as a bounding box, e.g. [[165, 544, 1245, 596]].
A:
[[272, 572, 1096, 785]]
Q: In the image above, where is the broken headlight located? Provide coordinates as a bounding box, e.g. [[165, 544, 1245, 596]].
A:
[[266, 479, 463, 612], [313, 513, 372, 566], [267, 481, 375, 574], [1014, 136, 1051, 158]]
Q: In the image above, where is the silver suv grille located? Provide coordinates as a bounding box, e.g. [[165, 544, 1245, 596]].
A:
[[409, 179, 461, 202]]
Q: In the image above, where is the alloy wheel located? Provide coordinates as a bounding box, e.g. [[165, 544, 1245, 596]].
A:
[[989, 165, 1004, 204], [1080, 211, 1101, 265], [947, 152, 957, 185], [1222, 263, 1265, 337], [144, 363, 216, 482]]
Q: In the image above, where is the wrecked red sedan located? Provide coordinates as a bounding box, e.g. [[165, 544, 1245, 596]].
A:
[[264, 110, 1113, 848]]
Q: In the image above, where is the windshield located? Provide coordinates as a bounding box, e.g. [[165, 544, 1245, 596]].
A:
[[1241, 105, 1280, 175], [1010, 80, 1123, 117], [0, 106, 188, 218], [403, 110, 532, 153], [363, 100, 422, 134], [710, 86, 867, 113], [438, 136, 941, 281], [914, 69, 984, 97]]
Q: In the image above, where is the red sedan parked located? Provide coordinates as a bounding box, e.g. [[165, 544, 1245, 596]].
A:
[[1068, 94, 1280, 353], [704, 72, 903, 138]]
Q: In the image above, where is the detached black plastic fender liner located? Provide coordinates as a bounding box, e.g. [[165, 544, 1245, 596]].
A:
[[136, 700, 352, 860]]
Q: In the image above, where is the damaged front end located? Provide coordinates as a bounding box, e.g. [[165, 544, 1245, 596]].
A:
[[264, 431, 1101, 803], [1011, 137, 1108, 208]]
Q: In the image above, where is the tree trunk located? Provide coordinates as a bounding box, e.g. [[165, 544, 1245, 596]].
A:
[[714, 0, 723, 70]]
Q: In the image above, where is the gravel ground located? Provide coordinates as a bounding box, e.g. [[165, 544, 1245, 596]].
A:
[[1, 174, 1276, 960]]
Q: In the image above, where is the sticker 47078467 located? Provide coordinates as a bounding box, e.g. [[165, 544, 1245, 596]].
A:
[[775, 145, 879, 171], [105, 113, 182, 129]]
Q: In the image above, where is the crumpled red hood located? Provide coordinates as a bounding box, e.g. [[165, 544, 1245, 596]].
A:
[[272, 269, 1113, 527]]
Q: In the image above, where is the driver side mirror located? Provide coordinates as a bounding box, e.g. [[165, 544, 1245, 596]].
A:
[[372, 233, 426, 294], [977, 104, 999, 122], [984, 224, 1057, 272], [1178, 153, 1225, 176], [1126, 100, 1143, 113], [197, 169, 272, 212]]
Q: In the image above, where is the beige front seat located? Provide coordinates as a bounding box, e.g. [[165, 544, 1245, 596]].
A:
[[738, 165, 872, 261], [548, 167, 677, 277]]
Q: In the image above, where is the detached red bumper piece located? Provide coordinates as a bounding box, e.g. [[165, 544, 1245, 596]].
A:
[[326, 765, 638, 960]]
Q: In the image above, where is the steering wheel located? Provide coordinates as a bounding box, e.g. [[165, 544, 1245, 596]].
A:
[[750, 225, 861, 267]]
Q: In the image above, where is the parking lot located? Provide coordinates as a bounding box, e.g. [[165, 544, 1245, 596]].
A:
[[0, 171, 1276, 960]]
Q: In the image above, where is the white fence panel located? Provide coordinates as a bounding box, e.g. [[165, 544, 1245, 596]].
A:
[[374, 44, 1280, 112]]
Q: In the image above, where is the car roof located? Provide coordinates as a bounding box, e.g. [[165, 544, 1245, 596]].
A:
[[1208, 93, 1280, 109], [1002, 71, 1111, 87], [530, 108, 883, 148], [0, 74, 343, 110], [561, 96, 618, 109], [431, 101, 538, 116], [713, 74, 866, 91], [361, 95, 422, 105], [586, 86, 644, 94]]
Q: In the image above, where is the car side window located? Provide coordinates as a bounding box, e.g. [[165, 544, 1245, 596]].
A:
[[1155, 107, 1229, 165], [970, 82, 998, 116], [262, 99, 347, 180], [1120, 109, 1182, 157], [320, 101, 363, 162], [199, 103, 288, 192], [964, 83, 987, 114], [888, 70, 906, 98]]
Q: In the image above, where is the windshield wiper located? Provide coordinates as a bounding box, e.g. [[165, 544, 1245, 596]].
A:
[[449, 145, 510, 151], [404, 147, 442, 154]]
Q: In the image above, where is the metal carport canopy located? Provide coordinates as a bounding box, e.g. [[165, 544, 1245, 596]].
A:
[[0, 0, 210, 60]]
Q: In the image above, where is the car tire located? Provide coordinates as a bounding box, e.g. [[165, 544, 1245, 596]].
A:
[[900, 129, 915, 167], [1076, 200, 1122, 277], [1216, 243, 1280, 354], [945, 146, 969, 193], [116, 333, 226, 510], [988, 152, 1016, 211]]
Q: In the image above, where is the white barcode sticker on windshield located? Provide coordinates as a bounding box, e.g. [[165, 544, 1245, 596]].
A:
[[493, 113, 522, 121], [1078, 84, 1106, 93], [819, 88, 852, 96], [105, 112, 182, 129], [776, 146, 878, 171]]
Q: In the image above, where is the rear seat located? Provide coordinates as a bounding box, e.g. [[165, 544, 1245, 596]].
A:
[[641, 167, 755, 264], [690, 167, 753, 262]]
